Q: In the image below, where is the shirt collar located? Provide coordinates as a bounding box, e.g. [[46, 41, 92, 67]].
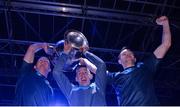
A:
[[35, 70, 46, 79], [121, 66, 136, 74]]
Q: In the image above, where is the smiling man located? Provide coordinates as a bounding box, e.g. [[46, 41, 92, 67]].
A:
[[107, 16, 171, 106], [14, 43, 53, 106], [53, 38, 107, 106]]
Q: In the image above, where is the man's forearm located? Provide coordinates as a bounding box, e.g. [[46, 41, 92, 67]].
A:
[[83, 58, 97, 74], [84, 51, 104, 66], [84, 51, 107, 90], [23, 43, 47, 63], [162, 22, 171, 48]]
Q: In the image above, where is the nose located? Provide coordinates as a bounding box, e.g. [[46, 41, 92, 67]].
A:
[[126, 54, 130, 57], [80, 73, 85, 77]]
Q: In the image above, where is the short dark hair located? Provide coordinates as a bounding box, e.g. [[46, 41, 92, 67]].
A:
[[119, 46, 136, 59], [120, 46, 131, 53], [34, 56, 50, 65], [74, 64, 87, 73]]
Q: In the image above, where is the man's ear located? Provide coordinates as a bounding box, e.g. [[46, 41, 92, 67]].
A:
[[134, 57, 136, 63], [118, 59, 122, 65], [75, 76, 79, 82]]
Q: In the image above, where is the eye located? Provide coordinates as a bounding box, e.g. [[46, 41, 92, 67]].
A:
[[122, 53, 126, 56]]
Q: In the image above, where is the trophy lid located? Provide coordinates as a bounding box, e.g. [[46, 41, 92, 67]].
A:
[[64, 30, 89, 49]]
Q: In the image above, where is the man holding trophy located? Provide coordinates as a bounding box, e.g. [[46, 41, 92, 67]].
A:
[[51, 30, 107, 106]]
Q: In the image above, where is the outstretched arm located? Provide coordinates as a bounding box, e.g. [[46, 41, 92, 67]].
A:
[[153, 16, 171, 59]]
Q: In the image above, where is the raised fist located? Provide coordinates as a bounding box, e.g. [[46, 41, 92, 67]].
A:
[[156, 16, 169, 26]]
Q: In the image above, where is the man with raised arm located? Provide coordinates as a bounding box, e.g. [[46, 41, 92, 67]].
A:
[[15, 43, 53, 106], [53, 37, 107, 106], [108, 16, 171, 106]]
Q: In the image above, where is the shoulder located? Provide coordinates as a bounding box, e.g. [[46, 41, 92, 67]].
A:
[[144, 53, 160, 61], [22, 60, 33, 67], [136, 62, 144, 68]]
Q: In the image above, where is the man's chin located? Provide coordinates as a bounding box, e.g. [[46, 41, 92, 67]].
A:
[[80, 81, 89, 86]]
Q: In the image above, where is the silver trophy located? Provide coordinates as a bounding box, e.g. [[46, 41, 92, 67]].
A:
[[47, 29, 89, 71], [64, 29, 88, 50]]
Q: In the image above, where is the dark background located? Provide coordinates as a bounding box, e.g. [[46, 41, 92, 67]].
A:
[[0, 0, 180, 105]]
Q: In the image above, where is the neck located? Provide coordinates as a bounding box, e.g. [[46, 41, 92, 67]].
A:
[[122, 63, 135, 69], [79, 84, 89, 87], [37, 69, 48, 78], [79, 82, 90, 87]]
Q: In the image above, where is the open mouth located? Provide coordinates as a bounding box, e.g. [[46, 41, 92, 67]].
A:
[[81, 79, 87, 81], [81, 77, 87, 82]]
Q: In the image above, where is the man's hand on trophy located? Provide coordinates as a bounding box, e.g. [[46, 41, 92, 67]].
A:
[[79, 45, 89, 53], [64, 41, 73, 54]]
